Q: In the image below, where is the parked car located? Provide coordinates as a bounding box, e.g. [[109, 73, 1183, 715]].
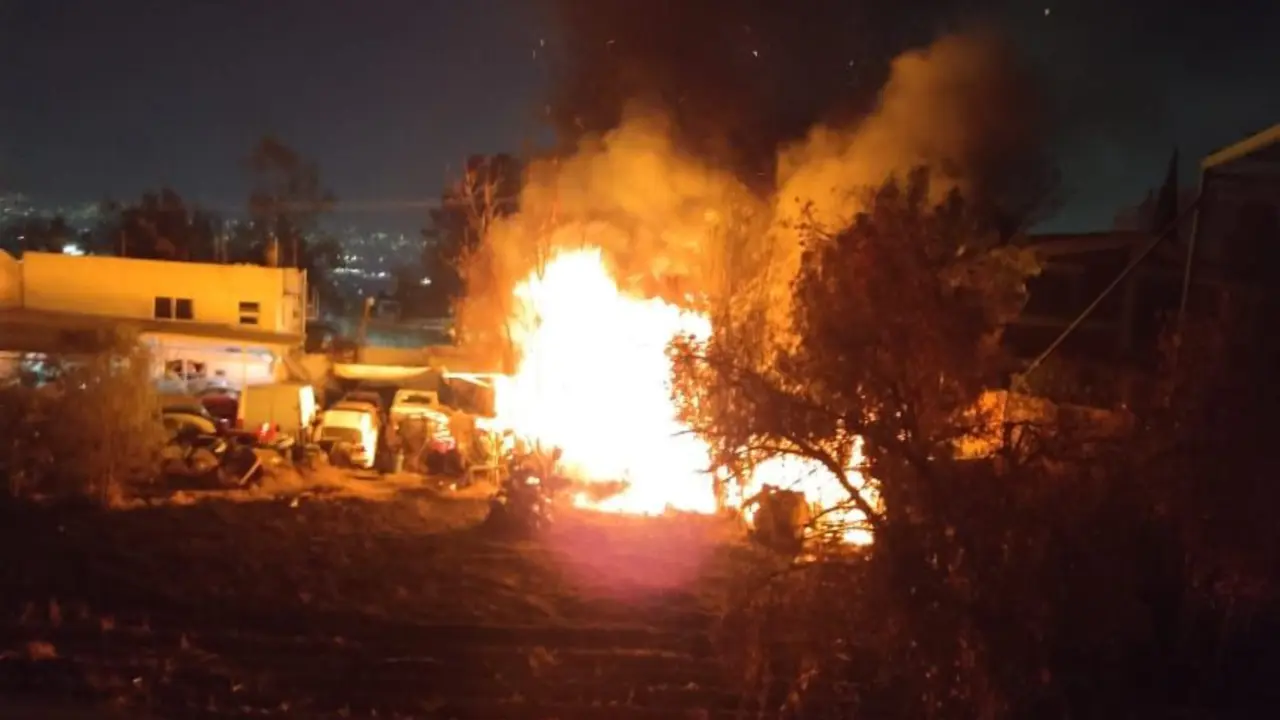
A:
[[160, 394, 227, 433], [332, 399, 379, 414], [197, 387, 239, 426], [162, 409, 219, 438], [315, 405, 381, 470], [340, 390, 387, 419]]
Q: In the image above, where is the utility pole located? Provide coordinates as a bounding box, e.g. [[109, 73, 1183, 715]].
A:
[[355, 296, 376, 364]]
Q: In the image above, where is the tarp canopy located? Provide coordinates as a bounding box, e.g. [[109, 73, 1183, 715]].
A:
[[332, 363, 439, 383]]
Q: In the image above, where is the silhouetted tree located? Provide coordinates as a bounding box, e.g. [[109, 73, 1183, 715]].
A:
[[421, 154, 523, 316], [673, 169, 1037, 527], [94, 189, 223, 261], [676, 167, 1280, 717], [387, 262, 433, 319], [242, 135, 343, 308], [0, 216, 80, 256], [1151, 287, 1280, 644], [675, 169, 1180, 716], [1112, 149, 1195, 237]]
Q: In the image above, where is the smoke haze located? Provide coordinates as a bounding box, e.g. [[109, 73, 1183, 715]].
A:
[[776, 32, 1047, 231], [460, 29, 1049, 352], [542, 0, 965, 185]]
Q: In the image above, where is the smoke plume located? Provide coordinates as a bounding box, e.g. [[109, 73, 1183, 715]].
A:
[[454, 106, 760, 361], [542, 0, 964, 185], [776, 31, 1049, 231], [459, 31, 1049, 356]]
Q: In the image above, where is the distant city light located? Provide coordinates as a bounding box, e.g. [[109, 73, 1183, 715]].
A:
[[420, 277, 432, 286], [62, 243, 85, 256]]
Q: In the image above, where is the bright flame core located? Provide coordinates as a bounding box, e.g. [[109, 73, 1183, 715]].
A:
[[494, 248, 872, 542], [494, 249, 716, 514]]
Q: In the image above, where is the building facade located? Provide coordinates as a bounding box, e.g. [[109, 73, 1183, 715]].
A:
[[0, 251, 309, 389], [1006, 123, 1280, 405]]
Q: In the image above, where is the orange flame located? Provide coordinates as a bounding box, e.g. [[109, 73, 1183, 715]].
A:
[[493, 247, 873, 543]]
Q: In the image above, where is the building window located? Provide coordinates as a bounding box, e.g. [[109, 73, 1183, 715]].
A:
[[155, 296, 195, 320], [238, 301, 261, 326], [164, 359, 207, 381]]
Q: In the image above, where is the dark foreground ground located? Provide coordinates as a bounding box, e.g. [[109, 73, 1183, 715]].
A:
[[0, 486, 761, 719]]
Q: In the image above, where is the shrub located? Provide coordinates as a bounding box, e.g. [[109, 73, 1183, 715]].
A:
[[0, 330, 167, 504]]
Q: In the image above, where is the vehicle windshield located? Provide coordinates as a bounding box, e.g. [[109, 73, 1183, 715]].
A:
[[332, 402, 375, 414]]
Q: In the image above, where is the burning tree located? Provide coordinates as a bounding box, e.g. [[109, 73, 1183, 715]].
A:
[[672, 168, 1050, 715], [672, 167, 1039, 536], [444, 30, 1054, 526], [423, 154, 524, 314], [427, 154, 557, 372]]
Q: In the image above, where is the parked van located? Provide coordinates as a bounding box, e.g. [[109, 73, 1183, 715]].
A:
[[315, 406, 380, 469], [236, 382, 318, 443]]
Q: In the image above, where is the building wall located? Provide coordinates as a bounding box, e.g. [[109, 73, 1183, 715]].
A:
[[0, 250, 20, 309], [19, 252, 306, 335], [1194, 171, 1280, 273]]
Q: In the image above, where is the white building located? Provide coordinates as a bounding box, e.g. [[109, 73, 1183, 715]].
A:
[[0, 251, 310, 389]]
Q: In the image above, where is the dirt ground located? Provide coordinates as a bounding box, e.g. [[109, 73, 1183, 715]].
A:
[[0, 475, 764, 718]]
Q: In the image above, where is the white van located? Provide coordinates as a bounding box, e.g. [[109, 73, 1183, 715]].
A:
[[236, 382, 318, 444], [316, 406, 380, 469]]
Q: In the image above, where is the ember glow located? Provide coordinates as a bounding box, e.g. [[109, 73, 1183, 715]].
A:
[[493, 247, 874, 543]]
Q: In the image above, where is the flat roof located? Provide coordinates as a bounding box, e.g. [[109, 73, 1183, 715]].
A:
[[0, 308, 302, 349]]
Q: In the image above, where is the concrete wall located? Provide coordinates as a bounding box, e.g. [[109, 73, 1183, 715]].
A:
[[19, 252, 306, 335]]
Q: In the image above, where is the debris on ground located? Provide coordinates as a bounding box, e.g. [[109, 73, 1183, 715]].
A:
[[0, 492, 755, 717]]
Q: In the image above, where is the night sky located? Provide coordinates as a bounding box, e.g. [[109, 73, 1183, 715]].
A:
[[1, 0, 1278, 234]]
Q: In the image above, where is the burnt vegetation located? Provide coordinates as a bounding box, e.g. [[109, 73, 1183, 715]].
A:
[[669, 168, 1280, 717], [542, 9, 1280, 714]]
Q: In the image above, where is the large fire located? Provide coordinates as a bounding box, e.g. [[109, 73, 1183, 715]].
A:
[[492, 247, 873, 543], [493, 248, 715, 514]]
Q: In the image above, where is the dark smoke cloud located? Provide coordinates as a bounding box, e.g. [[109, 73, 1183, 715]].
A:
[[544, 0, 967, 187]]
